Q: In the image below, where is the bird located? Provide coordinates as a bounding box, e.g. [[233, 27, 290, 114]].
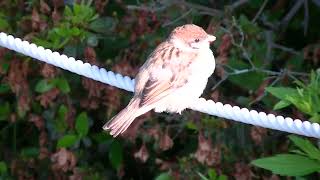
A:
[[103, 24, 216, 137]]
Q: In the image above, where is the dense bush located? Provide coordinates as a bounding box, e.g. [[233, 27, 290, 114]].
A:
[[0, 0, 320, 179]]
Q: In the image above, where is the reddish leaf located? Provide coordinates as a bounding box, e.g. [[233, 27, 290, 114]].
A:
[[51, 148, 77, 172], [250, 126, 267, 145], [41, 63, 59, 78], [159, 128, 173, 151], [52, 7, 62, 25], [217, 34, 232, 57], [36, 88, 60, 108], [95, 0, 109, 14], [40, 0, 51, 14], [134, 143, 149, 163], [233, 162, 254, 180]]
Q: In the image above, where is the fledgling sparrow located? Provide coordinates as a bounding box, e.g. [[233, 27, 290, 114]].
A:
[[103, 24, 216, 137]]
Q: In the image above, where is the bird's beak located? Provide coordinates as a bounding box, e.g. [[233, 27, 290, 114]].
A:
[[207, 35, 216, 43]]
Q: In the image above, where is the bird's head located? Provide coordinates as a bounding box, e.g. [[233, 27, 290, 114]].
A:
[[169, 24, 216, 51]]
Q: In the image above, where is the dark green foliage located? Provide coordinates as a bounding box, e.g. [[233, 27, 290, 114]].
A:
[[252, 135, 320, 176], [266, 72, 320, 122]]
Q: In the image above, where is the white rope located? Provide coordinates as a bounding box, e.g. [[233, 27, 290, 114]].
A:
[[1, 32, 319, 139]]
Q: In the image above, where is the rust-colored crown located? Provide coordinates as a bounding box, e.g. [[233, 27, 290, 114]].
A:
[[169, 24, 208, 42]]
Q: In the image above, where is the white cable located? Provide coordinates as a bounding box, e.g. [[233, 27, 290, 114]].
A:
[[1, 32, 319, 139]]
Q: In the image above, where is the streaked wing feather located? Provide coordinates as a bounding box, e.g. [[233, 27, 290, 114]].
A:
[[140, 78, 172, 107], [139, 45, 197, 107]]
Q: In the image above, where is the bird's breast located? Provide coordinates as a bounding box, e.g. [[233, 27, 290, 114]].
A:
[[190, 48, 215, 78], [157, 49, 215, 112]]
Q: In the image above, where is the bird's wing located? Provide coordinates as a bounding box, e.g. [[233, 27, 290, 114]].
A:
[[136, 44, 197, 108]]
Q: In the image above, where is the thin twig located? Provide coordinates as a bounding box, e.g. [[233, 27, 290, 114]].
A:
[[303, 0, 309, 36], [127, 1, 223, 18], [272, 43, 300, 55], [211, 75, 229, 90], [230, 17, 256, 68], [228, 0, 249, 11], [281, 0, 304, 28], [228, 68, 254, 75], [249, 75, 283, 105], [265, 30, 273, 63], [252, 0, 269, 23], [312, 0, 320, 7], [127, 2, 169, 12], [162, 9, 193, 27], [214, 17, 308, 92], [177, 0, 223, 17]]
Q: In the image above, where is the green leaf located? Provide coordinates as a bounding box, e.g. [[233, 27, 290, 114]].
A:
[[73, 3, 82, 16], [155, 172, 172, 180], [75, 112, 89, 137], [197, 172, 209, 180], [290, 149, 308, 156], [108, 141, 123, 170], [266, 87, 298, 100], [289, 135, 320, 161], [52, 78, 70, 93], [238, 15, 260, 34], [229, 71, 265, 91], [217, 175, 227, 180], [91, 132, 112, 143], [252, 154, 320, 176], [63, 45, 77, 58], [208, 169, 217, 179], [57, 134, 78, 148], [248, 0, 264, 8], [185, 121, 198, 131], [273, 100, 291, 110], [89, 17, 117, 33], [87, 34, 98, 47], [1, 62, 9, 73], [64, 6, 73, 17], [33, 37, 53, 49], [0, 161, 7, 174], [0, 83, 10, 93], [0, 14, 9, 30], [0, 102, 10, 121], [35, 79, 54, 93], [69, 27, 81, 36], [57, 105, 68, 119], [55, 105, 68, 133], [21, 147, 39, 158]]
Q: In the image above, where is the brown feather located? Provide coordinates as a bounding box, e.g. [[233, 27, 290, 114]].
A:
[[103, 98, 148, 137], [104, 24, 213, 137]]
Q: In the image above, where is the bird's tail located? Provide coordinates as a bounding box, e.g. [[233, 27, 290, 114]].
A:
[[103, 98, 147, 137]]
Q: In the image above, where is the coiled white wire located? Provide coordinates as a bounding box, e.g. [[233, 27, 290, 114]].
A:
[[0, 32, 319, 138]]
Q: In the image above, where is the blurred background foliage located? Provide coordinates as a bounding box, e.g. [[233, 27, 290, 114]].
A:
[[0, 0, 320, 179]]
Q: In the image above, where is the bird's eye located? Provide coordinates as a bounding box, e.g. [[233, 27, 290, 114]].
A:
[[194, 38, 200, 42]]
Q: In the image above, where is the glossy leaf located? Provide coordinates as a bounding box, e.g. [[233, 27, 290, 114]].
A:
[[266, 87, 298, 100], [75, 112, 89, 137], [273, 100, 291, 110], [57, 134, 78, 148], [35, 79, 54, 93], [89, 17, 117, 33], [0, 102, 10, 121], [0, 83, 10, 93], [52, 78, 71, 93], [155, 172, 172, 180], [108, 141, 123, 170], [289, 135, 320, 161], [0, 161, 7, 174], [252, 154, 320, 176]]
